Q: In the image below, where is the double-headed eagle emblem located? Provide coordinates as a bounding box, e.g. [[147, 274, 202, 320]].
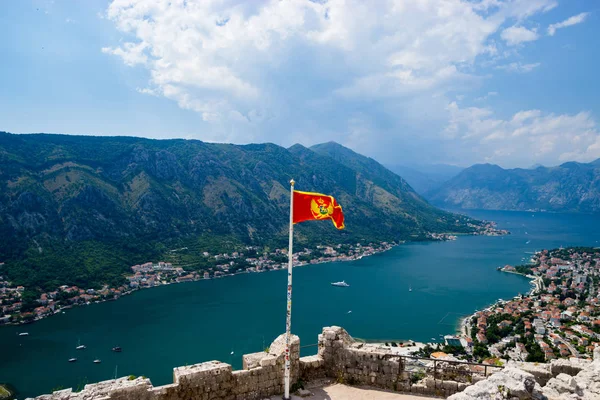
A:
[[310, 197, 333, 219]]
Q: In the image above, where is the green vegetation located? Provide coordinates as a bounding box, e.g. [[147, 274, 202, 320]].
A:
[[473, 342, 491, 360], [291, 379, 305, 392], [525, 340, 545, 363], [0, 132, 484, 291], [410, 371, 426, 384], [514, 265, 533, 275], [441, 344, 466, 356], [0, 384, 14, 400], [484, 313, 516, 344], [415, 344, 436, 358]]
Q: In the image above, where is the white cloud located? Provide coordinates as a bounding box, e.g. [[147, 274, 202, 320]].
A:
[[102, 42, 148, 67], [102, 0, 557, 125], [475, 91, 499, 101], [136, 87, 159, 96], [100, 0, 598, 167], [501, 26, 539, 46], [548, 12, 589, 36], [443, 103, 600, 165], [496, 62, 541, 73]]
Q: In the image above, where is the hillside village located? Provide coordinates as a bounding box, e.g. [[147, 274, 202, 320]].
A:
[[0, 242, 393, 325], [455, 248, 600, 364]]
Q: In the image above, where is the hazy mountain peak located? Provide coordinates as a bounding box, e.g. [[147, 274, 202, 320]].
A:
[[427, 158, 600, 212]]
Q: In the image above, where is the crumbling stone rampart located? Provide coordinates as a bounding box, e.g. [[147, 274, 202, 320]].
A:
[[31, 326, 599, 400]]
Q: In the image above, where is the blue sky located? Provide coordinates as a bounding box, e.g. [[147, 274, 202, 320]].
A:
[[0, 0, 598, 168]]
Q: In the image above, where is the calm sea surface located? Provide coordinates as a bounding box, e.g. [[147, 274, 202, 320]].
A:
[[3, 210, 600, 398]]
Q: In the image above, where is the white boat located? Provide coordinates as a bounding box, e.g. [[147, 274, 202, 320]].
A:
[[93, 359, 102, 364], [76, 339, 86, 350], [331, 281, 349, 287], [409, 286, 412, 292], [347, 310, 352, 314], [18, 332, 29, 336], [68, 358, 77, 362]]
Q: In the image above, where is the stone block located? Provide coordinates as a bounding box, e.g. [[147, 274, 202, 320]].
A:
[[259, 354, 277, 368], [243, 352, 267, 370], [550, 358, 591, 378], [507, 361, 552, 386]]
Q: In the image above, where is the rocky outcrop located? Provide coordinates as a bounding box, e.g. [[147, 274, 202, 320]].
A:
[[541, 347, 600, 400], [449, 347, 600, 400], [448, 367, 544, 400]]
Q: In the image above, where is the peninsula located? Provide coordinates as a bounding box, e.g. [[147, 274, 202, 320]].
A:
[[450, 247, 600, 364]]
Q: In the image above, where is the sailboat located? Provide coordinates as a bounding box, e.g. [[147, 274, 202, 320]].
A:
[[409, 286, 412, 292], [76, 338, 86, 350]]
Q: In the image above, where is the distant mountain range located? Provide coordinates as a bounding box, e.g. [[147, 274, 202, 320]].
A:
[[427, 161, 600, 213], [385, 164, 463, 194], [0, 133, 479, 290]]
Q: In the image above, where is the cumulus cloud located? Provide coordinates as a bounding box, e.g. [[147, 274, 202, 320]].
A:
[[548, 12, 589, 36], [501, 26, 539, 46], [102, 0, 557, 121], [101, 0, 596, 167], [443, 102, 600, 165]]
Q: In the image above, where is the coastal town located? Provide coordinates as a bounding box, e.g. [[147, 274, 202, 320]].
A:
[[0, 241, 395, 325], [0, 220, 507, 326], [436, 247, 600, 365]]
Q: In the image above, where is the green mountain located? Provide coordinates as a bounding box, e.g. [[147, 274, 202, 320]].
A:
[[427, 161, 600, 212], [0, 132, 479, 290]]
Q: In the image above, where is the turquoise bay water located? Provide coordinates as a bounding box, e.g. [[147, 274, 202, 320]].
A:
[[3, 210, 600, 398]]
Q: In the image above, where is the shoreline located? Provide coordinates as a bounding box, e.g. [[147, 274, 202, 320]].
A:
[[0, 224, 506, 328], [456, 255, 542, 339], [1, 241, 399, 328]]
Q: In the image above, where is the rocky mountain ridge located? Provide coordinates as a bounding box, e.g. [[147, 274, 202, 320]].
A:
[[427, 161, 600, 213]]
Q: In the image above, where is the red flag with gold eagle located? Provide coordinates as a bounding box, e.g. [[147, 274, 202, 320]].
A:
[[292, 190, 345, 229]]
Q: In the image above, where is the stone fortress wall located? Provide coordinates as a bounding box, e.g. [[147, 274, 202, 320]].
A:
[[33, 333, 301, 400], [31, 326, 600, 400]]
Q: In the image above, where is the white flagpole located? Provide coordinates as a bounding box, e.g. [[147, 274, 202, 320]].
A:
[[283, 178, 295, 400]]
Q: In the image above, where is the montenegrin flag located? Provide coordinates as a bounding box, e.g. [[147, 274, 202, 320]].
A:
[[293, 190, 345, 230]]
